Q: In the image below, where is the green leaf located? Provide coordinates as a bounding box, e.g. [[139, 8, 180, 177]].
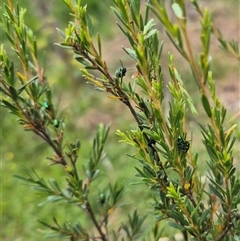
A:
[[165, 31, 184, 58], [73, 55, 91, 66], [97, 33, 102, 58], [168, 221, 185, 230], [111, 7, 128, 27], [143, 18, 155, 35], [91, 169, 100, 180], [169, 210, 188, 225], [172, 3, 184, 19], [0, 86, 10, 96], [144, 29, 158, 40], [85, 11, 93, 36], [123, 47, 138, 61], [54, 43, 73, 49], [38, 196, 64, 206], [209, 184, 224, 201], [129, 0, 140, 28], [56, 27, 66, 39], [94, 87, 105, 92], [201, 94, 212, 118], [3, 30, 15, 45], [130, 0, 140, 19], [9, 86, 18, 101], [33, 39, 37, 57], [199, 209, 210, 224], [1, 100, 19, 113], [17, 76, 38, 95], [116, 21, 135, 46], [48, 179, 61, 192], [4, 4, 14, 22]]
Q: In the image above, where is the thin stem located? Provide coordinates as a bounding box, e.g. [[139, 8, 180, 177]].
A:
[[178, 20, 222, 146], [216, 223, 232, 241], [178, 20, 205, 93], [86, 201, 107, 241], [182, 230, 188, 241], [141, 66, 171, 146], [15, 99, 68, 166], [40, 131, 67, 166]]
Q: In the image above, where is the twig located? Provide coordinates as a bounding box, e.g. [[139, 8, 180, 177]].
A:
[[85, 201, 107, 241]]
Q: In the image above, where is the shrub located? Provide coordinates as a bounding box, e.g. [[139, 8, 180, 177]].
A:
[[1, 0, 239, 240]]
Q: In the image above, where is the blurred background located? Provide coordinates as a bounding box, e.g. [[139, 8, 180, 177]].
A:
[[1, 0, 239, 240]]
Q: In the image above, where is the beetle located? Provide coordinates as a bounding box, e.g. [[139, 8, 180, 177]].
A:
[[176, 135, 190, 154], [115, 60, 127, 78]]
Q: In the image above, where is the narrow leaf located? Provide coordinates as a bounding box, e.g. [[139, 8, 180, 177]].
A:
[[123, 47, 137, 61], [1, 100, 18, 113], [4, 4, 14, 22], [97, 33, 102, 58], [168, 221, 184, 230], [17, 76, 38, 95], [209, 184, 224, 201], [201, 94, 212, 118], [56, 27, 66, 39], [9, 86, 18, 101], [172, 3, 184, 19]]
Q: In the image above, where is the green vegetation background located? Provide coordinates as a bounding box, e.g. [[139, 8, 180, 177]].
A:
[[1, 0, 239, 240]]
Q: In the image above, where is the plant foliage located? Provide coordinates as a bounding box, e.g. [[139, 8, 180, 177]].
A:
[[1, 0, 239, 240]]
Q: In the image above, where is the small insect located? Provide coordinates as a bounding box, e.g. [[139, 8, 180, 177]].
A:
[[53, 118, 60, 128], [148, 138, 156, 147], [42, 101, 50, 110], [176, 135, 190, 154], [115, 60, 127, 78], [98, 193, 105, 205]]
